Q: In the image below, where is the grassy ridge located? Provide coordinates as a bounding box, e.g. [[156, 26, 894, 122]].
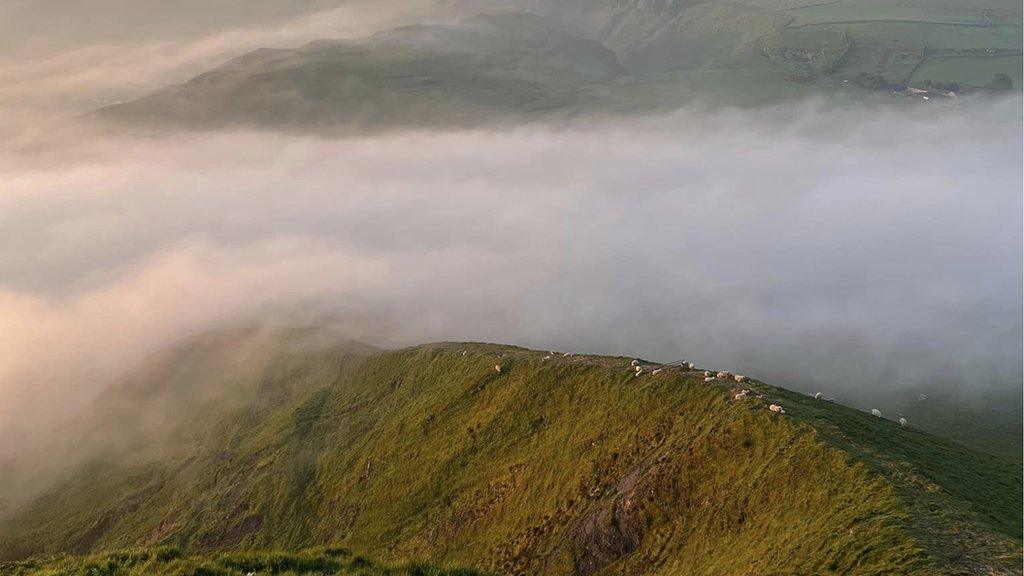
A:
[[0, 333, 1019, 575]]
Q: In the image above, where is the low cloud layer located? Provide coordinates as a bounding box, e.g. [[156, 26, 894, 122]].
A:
[[1, 98, 1021, 468]]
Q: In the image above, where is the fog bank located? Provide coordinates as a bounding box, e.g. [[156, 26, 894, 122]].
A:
[[1, 98, 1021, 468]]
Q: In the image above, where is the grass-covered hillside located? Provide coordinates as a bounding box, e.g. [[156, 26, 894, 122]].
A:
[[0, 327, 1019, 575], [94, 0, 1022, 131]]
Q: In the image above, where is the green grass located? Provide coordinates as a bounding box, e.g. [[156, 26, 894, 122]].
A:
[[0, 331, 1019, 575], [0, 547, 481, 576]]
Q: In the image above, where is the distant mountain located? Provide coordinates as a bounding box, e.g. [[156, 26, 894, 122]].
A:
[[1, 327, 1019, 575], [95, 14, 626, 131], [91, 0, 1022, 132]]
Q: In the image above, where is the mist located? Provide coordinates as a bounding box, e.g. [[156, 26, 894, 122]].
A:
[[1, 95, 1021, 474]]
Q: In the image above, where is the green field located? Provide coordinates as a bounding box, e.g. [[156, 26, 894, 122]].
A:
[[910, 54, 1022, 86]]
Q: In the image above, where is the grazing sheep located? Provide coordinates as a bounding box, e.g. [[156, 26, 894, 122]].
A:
[[899, 417, 907, 427], [813, 392, 822, 400], [704, 376, 715, 382], [716, 371, 729, 380], [687, 362, 695, 370], [703, 371, 713, 377], [652, 368, 663, 375], [733, 390, 748, 400], [462, 351, 467, 355], [871, 409, 882, 417], [635, 365, 643, 372], [631, 359, 640, 366], [734, 374, 748, 383], [769, 404, 785, 414], [495, 365, 503, 374], [542, 355, 551, 360]]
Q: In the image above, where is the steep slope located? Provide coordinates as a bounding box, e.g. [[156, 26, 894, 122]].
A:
[[0, 329, 1019, 575]]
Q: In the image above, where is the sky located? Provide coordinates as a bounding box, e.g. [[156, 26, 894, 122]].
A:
[[0, 0, 1021, 489]]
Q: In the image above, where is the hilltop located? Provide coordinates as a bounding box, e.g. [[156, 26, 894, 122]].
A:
[[92, 1, 1023, 132], [0, 327, 1020, 575]]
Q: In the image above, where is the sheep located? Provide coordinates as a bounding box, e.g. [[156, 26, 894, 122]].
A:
[[733, 390, 748, 400], [733, 374, 748, 383], [631, 359, 640, 366], [704, 376, 715, 382], [652, 369, 663, 375], [462, 350, 467, 356], [495, 365, 503, 374], [542, 355, 551, 360], [704, 371, 713, 377], [871, 409, 882, 417], [635, 365, 643, 373], [716, 371, 729, 380], [813, 392, 822, 400], [687, 362, 695, 370], [899, 417, 907, 427], [769, 404, 785, 414]]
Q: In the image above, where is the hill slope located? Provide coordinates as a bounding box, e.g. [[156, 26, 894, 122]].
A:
[[0, 328, 1020, 575], [95, 14, 627, 131], [92, 1, 1023, 131]]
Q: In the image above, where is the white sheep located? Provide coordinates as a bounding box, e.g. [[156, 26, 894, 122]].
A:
[[495, 365, 503, 373], [635, 365, 643, 373], [733, 390, 748, 400], [899, 417, 907, 427], [769, 404, 785, 414], [542, 355, 551, 360], [871, 409, 882, 417], [687, 362, 695, 370], [813, 392, 822, 400], [704, 376, 715, 382], [734, 374, 748, 383], [631, 359, 640, 366], [652, 368, 663, 375], [716, 371, 729, 380]]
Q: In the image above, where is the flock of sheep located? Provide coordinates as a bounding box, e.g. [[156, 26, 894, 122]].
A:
[[628, 356, 909, 426], [483, 348, 908, 426]]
